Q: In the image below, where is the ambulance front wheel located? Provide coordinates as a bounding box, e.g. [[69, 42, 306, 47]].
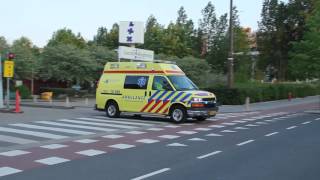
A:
[[106, 101, 120, 118], [170, 105, 187, 123]]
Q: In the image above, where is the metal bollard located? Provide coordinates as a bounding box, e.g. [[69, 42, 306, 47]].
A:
[[33, 95, 38, 103], [85, 98, 89, 106], [65, 97, 71, 107], [245, 97, 250, 111]]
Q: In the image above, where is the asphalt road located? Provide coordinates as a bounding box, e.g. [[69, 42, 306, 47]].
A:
[[0, 103, 319, 180]]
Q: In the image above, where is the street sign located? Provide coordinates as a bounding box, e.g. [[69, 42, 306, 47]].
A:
[[119, 21, 144, 44], [118, 46, 154, 61], [3, 60, 14, 78]]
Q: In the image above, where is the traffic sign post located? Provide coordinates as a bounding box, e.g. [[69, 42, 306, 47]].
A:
[[3, 59, 14, 109]]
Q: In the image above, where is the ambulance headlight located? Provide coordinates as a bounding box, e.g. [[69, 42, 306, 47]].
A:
[[191, 98, 203, 102]]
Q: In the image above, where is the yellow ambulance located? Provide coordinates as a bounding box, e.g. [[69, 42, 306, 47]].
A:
[[95, 61, 218, 123]]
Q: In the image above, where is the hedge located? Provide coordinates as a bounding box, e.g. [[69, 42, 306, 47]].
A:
[[204, 83, 320, 105]]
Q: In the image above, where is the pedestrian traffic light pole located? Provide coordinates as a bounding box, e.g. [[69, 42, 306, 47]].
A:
[[227, 0, 234, 88], [0, 54, 4, 109]]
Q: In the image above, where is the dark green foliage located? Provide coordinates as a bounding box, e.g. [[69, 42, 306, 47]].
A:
[[16, 85, 31, 99], [205, 83, 320, 105]]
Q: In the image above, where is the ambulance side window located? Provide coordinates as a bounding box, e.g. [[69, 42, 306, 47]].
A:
[[124, 76, 149, 89], [152, 76, 173, 91]]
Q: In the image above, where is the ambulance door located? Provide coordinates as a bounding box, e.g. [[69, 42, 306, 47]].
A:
[[122, 75, 150, 112], [141, 75, 175, 114]]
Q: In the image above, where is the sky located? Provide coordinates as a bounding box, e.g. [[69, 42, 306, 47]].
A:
[[0, 0, 264, 47]]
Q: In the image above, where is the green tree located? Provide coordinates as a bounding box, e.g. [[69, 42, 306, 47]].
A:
[[143, 15, 165, 54], [93, 27, 108, 47], [105, 23, 119, 49], [10, 37, 39, 79], [0, 36, 10, 58], [289, 0, 320, 80], [40, 44, 97, 85], [47, 28, 87, 48]]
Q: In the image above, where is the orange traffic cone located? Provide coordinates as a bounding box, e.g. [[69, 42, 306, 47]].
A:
[[15, 90, 22, 113]]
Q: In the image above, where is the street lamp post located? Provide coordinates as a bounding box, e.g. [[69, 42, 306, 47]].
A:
[[0, 54, 3, 108], [227, 0, 234, 88]]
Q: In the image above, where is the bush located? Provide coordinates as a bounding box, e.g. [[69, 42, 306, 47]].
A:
[[204, 83, 320, 105], [16, 85, 32, 99]]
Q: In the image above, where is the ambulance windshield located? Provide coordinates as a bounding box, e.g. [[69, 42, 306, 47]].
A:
[[168, 75, 198, 91]]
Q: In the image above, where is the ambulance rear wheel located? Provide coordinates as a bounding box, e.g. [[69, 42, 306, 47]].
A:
[[106, 101, 120, 118], [170, 105, 187, 123]]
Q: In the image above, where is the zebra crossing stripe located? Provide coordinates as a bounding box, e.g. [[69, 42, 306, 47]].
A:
[[77, 118, 153, 126], [58, 119, 138, 129], [0, 127, 68, 140], [0, 135, 38, 145], [35, 121, 116, 132], [10, 123, 94, 135]]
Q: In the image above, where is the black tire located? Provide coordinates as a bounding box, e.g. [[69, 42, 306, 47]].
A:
[[105, 101, 120, 118], [170, 105, 187, 123], [196, 116, 207, 121]]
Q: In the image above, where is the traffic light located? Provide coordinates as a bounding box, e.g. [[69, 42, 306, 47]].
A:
[[7, 52, 15, 60]]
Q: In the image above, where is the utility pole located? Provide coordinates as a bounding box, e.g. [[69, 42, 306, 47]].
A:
[[0, 54, 3, 108], [227, 0, 234, 88]]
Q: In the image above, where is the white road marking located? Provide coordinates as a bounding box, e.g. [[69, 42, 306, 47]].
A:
[[36, 121, 116, 132], [197, 150, 222, 159], [167, 143, 187, 147], [58, 119, 137, 129], [194, 128, 212, 131], [35, 157, 70, 165], [40, 144, 68, 149], [208, 125, 225, 128], [222, 123, 237, 126], [242, 118, 254, 121], [245, 124, 259, 127], [147, 128, 164, 131], [286, 126, 297, 130], [77, 118, 153, 126], [136, 139, 159, 144], [76, 149, 106, 156], [265, 120, 275, 122], [0, 127, 68, 140], [0, 167, 22, 177], [102, 134, 124, 139], [233, 120, 246, 123], [206, 133, 223, 137], [315, 118, 320, 121], [165, 125, 180, 128], [10, 123, 94, 135], [109, 144, 135, 149], [302, 121, 311, 125], [0, 135, 37, 145], [0, 150, 30, 157], [265, 132, 279, 137], [237, 139, 255, 146], [131, 168, 170, 180], [126, 131, 146, 135], [74, 139, 98, 144], [159, 135, 180, 139], [188, 138, 207, 141], [234, 127, 249, 130], [177, 131, 197, 135], [256, 122, 268, 125], [221, 130, 236, 133]]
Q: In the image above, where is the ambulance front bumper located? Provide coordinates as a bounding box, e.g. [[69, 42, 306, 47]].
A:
[[187, 107, 219, 118]]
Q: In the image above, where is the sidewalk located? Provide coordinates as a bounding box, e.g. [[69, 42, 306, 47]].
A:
[[2, 95, 319, 113], [219, 95, 320, 113]]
